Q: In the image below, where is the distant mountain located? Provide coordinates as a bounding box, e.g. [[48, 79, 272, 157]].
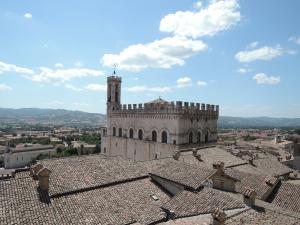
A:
[[0, 108, 299, 129], [218, 116, 300, 128], [0, 108, 106, 128]]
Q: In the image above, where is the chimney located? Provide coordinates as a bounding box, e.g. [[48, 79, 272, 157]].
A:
[[211, 208, 227, 225], [243, 188, 256, 207], [30, 163, 44, 180], [265, 177, 277, 186], [163, 208, 176, 220], [195, 154, 202, 162], [192, 148, 198, 156], [277, 156, 282, 162], [248, 158, 255, 166], [37, 167, 51, 192], [213, 161, 225, 175], [173, 151, 180, 160]]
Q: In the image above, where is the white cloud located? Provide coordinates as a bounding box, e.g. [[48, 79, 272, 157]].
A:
[[126, 86, 172, 93], [101, 36, 207, 72], [65, 84, 82, 91], [253, 73, 280, 85], [0, 84, 12, 91], [176, 76, 192, 87], [235, 46, 283, 63], [237, 68, 251, 74], [28, 67, 104, 83], [197, 80, 207, 86], [24, 13, 32, 19], [246, 41, 259, 49], [159, 0, 240, 38], [0, 61, 34, 75], [55, 63, 63, 68], [72, 102, 88, 107], [194, 1, 203, 9], [74, 61, 83, 67], [85, 83, 107, 92], [289, 36, 300, 45]]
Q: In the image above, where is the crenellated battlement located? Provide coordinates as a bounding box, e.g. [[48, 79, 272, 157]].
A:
[[107, 76, 122, 82], [109, 101, 219, 117]]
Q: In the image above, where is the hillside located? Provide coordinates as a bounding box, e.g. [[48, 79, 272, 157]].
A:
[[0, 108, 299, 129], [0, 108, 106, 128], [218, 116, 300, 128]]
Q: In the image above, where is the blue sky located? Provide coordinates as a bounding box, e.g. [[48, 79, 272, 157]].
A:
[[0, 0, 299, 117]]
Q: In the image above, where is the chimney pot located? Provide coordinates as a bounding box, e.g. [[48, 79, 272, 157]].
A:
[[192, 148, 198, 156], [30, 164, 44, 180], [173, 152, 180, 160], [213, 161, 225, 174], [243, 188, 256, 207], [211, 208, 227, 225], [37, 167, 51, 192]]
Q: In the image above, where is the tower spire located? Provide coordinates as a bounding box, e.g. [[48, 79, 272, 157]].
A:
[[113, 64, 117, 75]]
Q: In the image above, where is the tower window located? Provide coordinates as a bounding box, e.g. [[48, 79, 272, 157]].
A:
[[205, 131, 209, 143], [129, 128, 134, 139], [138, 129, 143, 140], [152, 130, 157, 142], [113, 127, 116, 136], [161, 131, 168, 144], [118, 128, 122, 137], [197, 131, 201, 143], [115, 84, 119, 102], [189, 131, 193, 144], [108, 84, 112, 103]]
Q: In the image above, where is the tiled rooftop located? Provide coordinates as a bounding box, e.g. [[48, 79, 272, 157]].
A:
[[226, 168, 278, 200], [0, 176, 171, 225], [162, 187, 245, 218], [268, 182, 300, 213], [40, 155, 150, 196], [191, 147, 247, 168], [252, 158, 294, 177], [149, 160, 215, 190], [225, 208, 300, 225]]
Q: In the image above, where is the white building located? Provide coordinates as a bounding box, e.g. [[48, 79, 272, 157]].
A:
[[101, 73, 219, 161], [3, 143, 56, 169]]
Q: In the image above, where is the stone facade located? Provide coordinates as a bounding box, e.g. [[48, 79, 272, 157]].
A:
[[101, 74, 219, 161]]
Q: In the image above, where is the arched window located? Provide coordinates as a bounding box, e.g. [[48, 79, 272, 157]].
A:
[[189, 131, 193, 144], [118, 128, 122, 137], [129, 128, 134, 139], [115, 84, 119, 102], [152, 130, 157, 142], [197, 131, 201, 143], [112, 127, 116, 136], [161, 131, 168, 144], [138, 129, 143, 140], [205, 131, 209, 143]]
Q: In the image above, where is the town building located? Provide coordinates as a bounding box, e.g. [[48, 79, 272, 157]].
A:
[[1, 152, 300, 224], [3, 143, 56, 169], [101, 73, 219, 161]]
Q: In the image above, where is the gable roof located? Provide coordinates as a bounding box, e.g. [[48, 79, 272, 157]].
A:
[[149, 160, 215, 190], [146, 97, 169, 105], [251, 158, 294, 177], [226, 168, 279, 200], [0, 176, 171, 225], [193, 147, 247, 168], [162, 187, 245, 218], [39, 155, 150, 196]]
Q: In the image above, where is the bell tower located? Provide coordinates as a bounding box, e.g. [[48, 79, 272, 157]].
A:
[[107, 70, 122, 113]]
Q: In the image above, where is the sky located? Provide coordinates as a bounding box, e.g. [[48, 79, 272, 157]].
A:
[[0, 0, 299, 117]]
